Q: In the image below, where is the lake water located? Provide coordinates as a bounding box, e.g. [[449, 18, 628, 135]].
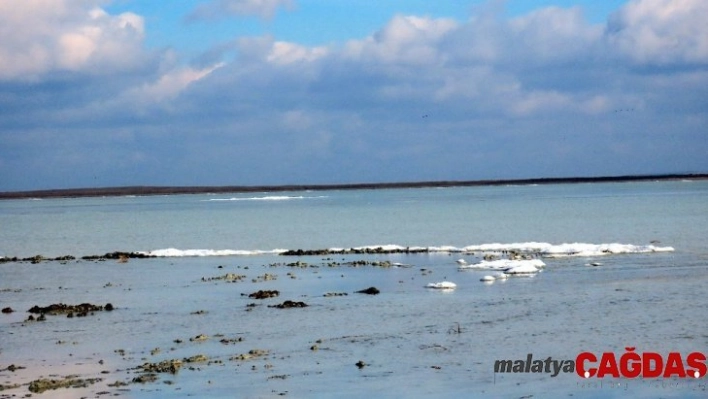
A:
[[1, 180, 707, 398]]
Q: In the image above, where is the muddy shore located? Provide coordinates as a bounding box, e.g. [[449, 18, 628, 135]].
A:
[[0, 255, 420, 398]]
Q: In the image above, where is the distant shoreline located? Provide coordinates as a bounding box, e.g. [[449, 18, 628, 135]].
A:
[[1, 173, 706, 200]]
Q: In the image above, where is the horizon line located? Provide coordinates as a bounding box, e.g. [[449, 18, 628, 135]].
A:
[[2, 173, 707, 200]]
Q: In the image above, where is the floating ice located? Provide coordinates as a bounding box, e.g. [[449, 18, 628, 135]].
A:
[[503, 263, 540, 275], [425, 281, 457, 289], [480, 275, 496, 282], [458, 258, 546, 271]]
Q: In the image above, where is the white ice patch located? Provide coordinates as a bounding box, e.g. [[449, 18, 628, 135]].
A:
[[458, 258, 546, 271], [140, 248, 285, 257], [503, 263, 541, 275], [425, 281, 457, 289]]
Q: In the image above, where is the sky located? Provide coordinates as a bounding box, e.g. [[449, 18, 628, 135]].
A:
[[0, 0, 706, 191]]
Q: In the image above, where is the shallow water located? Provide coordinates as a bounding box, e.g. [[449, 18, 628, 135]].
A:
[[2, 181, 707, 258], [1, 181, 707, 398], [1, 251, 706, 398]]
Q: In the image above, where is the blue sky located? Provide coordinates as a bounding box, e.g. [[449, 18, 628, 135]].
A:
[[1, 0, 706, 191], [106, 1, 627, 55]]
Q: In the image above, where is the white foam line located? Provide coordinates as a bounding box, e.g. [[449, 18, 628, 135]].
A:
[[139, 248, 287, 257], [138, 242, 674, 258], [462, 242, 674, 257], [203, 195, 327, 202]]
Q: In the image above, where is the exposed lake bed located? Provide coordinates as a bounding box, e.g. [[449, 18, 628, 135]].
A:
[[2, 248, 706, 398]]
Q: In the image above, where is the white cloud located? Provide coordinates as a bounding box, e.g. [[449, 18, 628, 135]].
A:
[[281, 110, 312, 131], [579, 96, 612, 114], [187, 0, 295, 21], [2, 1, 707, 190], [197, 3, 708, 120], [128, 63, 225, 104], [344, 15, 457, 65], [0, 0, 146, 80], [511, 90, 572, 116], [606, 0, 708, 64], [508, 6, 603, 63], [267, 41, 328, 65]]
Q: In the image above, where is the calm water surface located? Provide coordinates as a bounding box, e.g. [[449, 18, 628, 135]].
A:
[[2, 180, 707, 257], [0, 181, 706, 398]]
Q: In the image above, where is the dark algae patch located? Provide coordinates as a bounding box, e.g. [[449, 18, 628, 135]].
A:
[[268, 300, 308, 309], [28, 376, 102, 393], [356, 287, 380, 295], [0, 252, 153, 264], [27, 302, 115, 318], [139, 359, 184, 374], [246, 289, 280, 299]]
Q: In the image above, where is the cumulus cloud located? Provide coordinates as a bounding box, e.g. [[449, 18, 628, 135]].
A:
[[1, 0, 707, 190], [0, 0, 147, 80], [267, 41, 328, 65], [320, 10, 605, 116], [178, 0, 707, 140], [507, 6, 603, 63], [186, 0, 295, 21], [344, 15, 457, 65], [606, 0, 708, 64]]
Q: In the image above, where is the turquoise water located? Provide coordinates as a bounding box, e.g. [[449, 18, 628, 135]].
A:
[[1, 180, 707, 258], [0, 180, 707, 398]]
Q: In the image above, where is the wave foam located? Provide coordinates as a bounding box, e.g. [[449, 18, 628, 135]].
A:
[[461, 242, 674, 257], [138, 242, 674, 258], [203, 195, 327, 202], [140, 248, 286, 257]]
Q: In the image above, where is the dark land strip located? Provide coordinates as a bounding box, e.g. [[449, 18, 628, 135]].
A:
[[1, 173, 706, 200], [0, 247, 450, 264]]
